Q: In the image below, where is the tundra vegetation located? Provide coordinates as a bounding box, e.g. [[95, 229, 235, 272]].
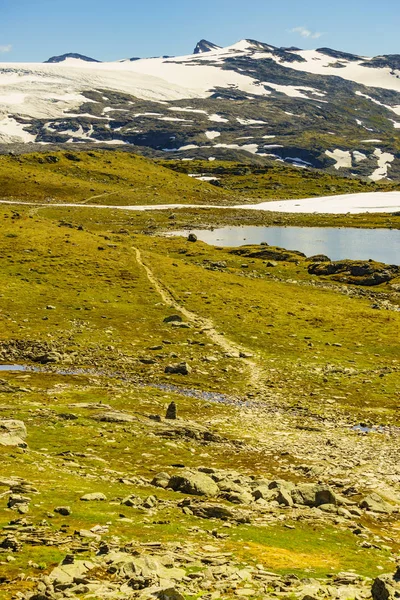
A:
[[0, 151, 399, 600]]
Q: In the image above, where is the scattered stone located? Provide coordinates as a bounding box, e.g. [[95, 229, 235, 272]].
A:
[[80, 493, 107, 502], [54, 506, 71, 516], [187, 233, 198, 243], [163, 315, 182, 324], [165, 402, 177, 420]]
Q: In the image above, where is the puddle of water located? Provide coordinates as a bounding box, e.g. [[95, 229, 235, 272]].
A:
[[352, 424, 399, 435], [0, 365, 242, 406], [167, 226, 400, 265]]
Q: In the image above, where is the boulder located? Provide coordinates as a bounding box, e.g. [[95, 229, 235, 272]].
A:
[[80, 492, 107, 502], [0, 420, 27, 447], [165, 402, 177, 420], [54, 506, 71, 516], [165, 362, 192, 375], [189, 503, 250, 523], [372, 567, 400, 600], [49, 560, 94, 585], [163, 315, 182, 324], [291, 483, 341, 507], [360, 493, 393, 514], [187, 233, 198, 243], [152, 472, 171, 489], [168, 471, 219, 496]]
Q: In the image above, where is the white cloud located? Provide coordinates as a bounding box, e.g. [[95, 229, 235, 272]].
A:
[[0, 45, 12, 53], [290, 27, 323, 40]]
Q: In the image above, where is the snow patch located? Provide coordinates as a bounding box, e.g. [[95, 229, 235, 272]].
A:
[[238, 191, 400, 214], [0, 116, 36, 143], [236, 117, 266, 125], [263, 83, 326, 100], [208, 113, 229, 123], [369, 148, 395, 181], [205, 131, 220, 140], [325, 149, 352, 169]]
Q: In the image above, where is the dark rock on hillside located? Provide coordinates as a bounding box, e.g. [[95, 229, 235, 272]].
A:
[[193, 40, 221, 54], [308, 259, 399, 286], [230, 245, 306, 262], [360, 54, 400, 70], [165, 402, 177, 420], [45, 53, 100, 63], [372, 567, 400, 600], [316, 47, 362, 62]]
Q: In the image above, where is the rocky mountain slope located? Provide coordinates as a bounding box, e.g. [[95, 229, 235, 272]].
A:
[[1, 39, 400, 180]]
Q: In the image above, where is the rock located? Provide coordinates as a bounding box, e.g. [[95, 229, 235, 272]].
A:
[[7, 494, 30, 509], [49, 560, 94, 585], [121, 494, 142, 507], [143, 495, 158, 509], [163, 315, 182, 324], [158, 589, 186, 600], [0, 419, 27, 447], [36, 351, 63, 364], [80, 492, 107, 502], [224, 491, 253, 505], [165, 362, 192, 375], [189, 502, 251, 523], [252, 485, 273, 501], [187, 233, 198, 243], [276, 488, 294, 507], [54, 506, 71, 516], [168, 471, 219, 496], [372, 568, 400, 600], [291, 483, 341, 507], [165, 402, 177, 420], [307, 254, 331, 262], [92, 411, 135, 423], [152, 472, 171, 488], [360, 493, 393, 514], [308, 259, 399, 286]]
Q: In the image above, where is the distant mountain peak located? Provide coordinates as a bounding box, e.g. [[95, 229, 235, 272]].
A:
[[45, 53, 100, 64], [193, 40, 221, 54]]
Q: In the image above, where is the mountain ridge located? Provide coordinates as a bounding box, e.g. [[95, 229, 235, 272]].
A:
[[1, 38, 399, 181], [44, 52, 100, 63]]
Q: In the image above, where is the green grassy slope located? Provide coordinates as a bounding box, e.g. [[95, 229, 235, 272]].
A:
[[0, 150, 229, 206]]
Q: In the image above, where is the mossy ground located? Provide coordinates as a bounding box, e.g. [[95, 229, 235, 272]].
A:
[[0, 152, 399, 598], [160, 159, 400, 201], [0, 151, 229, 206]]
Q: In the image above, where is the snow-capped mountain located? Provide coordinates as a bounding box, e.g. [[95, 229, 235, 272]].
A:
[[193, 40, 221, 54], [45, 53, 100, 64], [1, 39, 399, 180]]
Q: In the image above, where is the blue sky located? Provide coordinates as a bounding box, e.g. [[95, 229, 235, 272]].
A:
[[0, 0, 399, 62]]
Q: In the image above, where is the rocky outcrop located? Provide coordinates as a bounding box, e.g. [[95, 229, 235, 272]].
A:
[[45, 53, 100, 63], [308, 259, 400, 286], [0, 420, 27, 447], [168, 471, 219, 497], [193, 40, 221, 54]]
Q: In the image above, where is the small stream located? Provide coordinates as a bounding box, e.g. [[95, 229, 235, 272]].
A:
[[0, 364, 242, 406], [1, 364, 399, 434]]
